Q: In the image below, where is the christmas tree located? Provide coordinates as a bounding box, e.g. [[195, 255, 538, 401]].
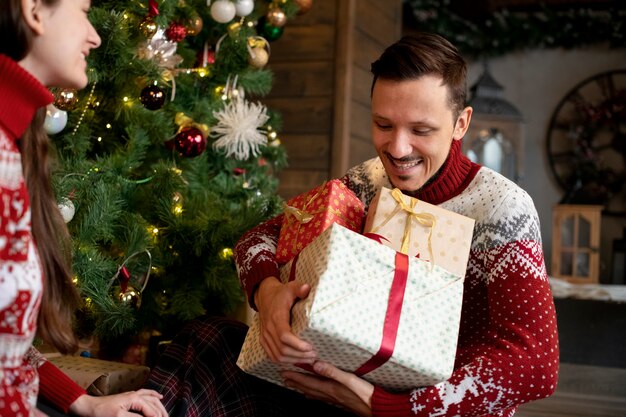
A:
[[45, 0, 312, 356]]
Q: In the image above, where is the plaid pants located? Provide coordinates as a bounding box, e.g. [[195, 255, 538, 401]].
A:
[[145, 316, 355, 417]]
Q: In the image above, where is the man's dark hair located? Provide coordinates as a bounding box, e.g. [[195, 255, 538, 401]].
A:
[[371, 32, 468, 118]]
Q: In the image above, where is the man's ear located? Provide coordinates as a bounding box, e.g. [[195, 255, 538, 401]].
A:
[[21, 0, 46, 36], [453, 106, 473, 141]]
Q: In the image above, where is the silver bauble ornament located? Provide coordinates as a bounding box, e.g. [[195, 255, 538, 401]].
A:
[[44, 104, 68, 135], [210, 0, 236, 23], [57, 198, 75, 223], [235, 0, 254, 17]]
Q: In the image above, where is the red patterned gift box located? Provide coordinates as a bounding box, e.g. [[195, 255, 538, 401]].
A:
[[276, 179, 364, 263]]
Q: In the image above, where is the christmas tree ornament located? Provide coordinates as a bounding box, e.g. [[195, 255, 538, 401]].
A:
[[294, 0, 313, 15], [137, 28, 183, 69], [235, 0, 254, 17], [210, 0, 236, 23], [227, 21, 242, 36], [54, 88, 79, 111], [173, 112, 210, 157], [185, 14, 203, 36], [109, 250, 153, 310], [196, 42, 216, 67], [57, 197, 76, 223], [139, 17, 158, 37], [175, 127, 207, 157], [259, 18, 284, 41], [119, 285, 142, 309], [165, 21, 187, 42], [148, 0, 160, 17], [266, 6, 287, 27], [247, 36, 270, 68], [44, 104, 68, 135], [212, 96, 270, 160], [233, 167, 246, 176], [140, 84, 166, 110]]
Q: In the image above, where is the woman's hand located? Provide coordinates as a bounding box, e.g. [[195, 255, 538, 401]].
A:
[[68, 389, 168, 417], [255, 276, 317, 364], [282, 361, 374, 417]]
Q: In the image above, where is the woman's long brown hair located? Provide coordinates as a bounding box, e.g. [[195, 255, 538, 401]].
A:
[[2, 0, 80, 354]]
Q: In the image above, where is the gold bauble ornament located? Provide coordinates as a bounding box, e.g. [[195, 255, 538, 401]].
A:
[[139, 17, 158, 37], [119, 286, 142, 309], [294, 0, 313, 15], [266, 7, 287, 27], [186, 14, 203, 36], [54, 88, 79, 111], [248, 46, 269, 68]]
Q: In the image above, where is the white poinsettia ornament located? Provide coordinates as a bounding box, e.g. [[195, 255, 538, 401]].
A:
[[211, 96, 270, 160]]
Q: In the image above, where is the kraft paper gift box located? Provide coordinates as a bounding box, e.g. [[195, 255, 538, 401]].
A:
[[47, 356, 150, 396], [276, 179, 364, 264], [237, 221, 473, 392], [363, 187, 475, 277]]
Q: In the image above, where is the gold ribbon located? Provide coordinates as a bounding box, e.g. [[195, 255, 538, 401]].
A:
[[175, 112, 210, 137], [370, 188, 436, 265], [282, 182, 362, 255], [283, 204, 315, 224]]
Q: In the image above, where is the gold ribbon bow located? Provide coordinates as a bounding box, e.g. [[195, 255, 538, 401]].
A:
[[283, 203, 315, 224], [175, 112, 210, 137], [371, 188, 436, 265]]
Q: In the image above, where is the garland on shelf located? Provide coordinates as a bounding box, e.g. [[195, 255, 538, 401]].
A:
[[406, 0, 626, 58]]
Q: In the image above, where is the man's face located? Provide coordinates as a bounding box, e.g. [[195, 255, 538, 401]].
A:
[[371, 75, 471, 193]]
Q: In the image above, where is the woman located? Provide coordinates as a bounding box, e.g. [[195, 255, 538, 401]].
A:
[[0, 1, 167, 416]]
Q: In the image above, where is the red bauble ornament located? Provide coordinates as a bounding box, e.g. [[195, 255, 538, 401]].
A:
[[165, 22, 187, 42], [196, 48, 215, 67], [233, 167, 246, 176], [175, 127, 207, 157]]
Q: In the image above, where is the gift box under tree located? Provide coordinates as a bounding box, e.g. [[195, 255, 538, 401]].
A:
[[276, 179, 364, 263], [238, 206, 474, 391]]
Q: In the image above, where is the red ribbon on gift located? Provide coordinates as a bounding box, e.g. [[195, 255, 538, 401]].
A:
[[354, 252, 409, 377], [287, 246, 410, 377]]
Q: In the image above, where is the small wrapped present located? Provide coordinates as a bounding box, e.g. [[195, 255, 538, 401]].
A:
[[363, 187, 475, 277], [237, 222, 471, 392], [276, 179, 364, 263], [47, 355, 150, 396]]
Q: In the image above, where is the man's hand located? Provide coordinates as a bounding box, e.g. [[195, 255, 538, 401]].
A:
[[68, 389, 168, 417], [281, 361, 374, 417], [255, 276, 316, 363]]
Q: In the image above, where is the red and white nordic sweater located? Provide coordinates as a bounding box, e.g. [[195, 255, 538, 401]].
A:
[[234, 140, 559, 416], [0, 54, 86, 416]]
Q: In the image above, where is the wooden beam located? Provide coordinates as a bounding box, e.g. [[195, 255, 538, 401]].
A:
[[330, 0, 356, 179]]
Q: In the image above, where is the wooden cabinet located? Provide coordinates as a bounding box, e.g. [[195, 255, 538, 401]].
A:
[[551, 204, 603, 284]]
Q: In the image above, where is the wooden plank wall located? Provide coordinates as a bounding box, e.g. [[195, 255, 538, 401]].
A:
[[266, 0, 402, 198]]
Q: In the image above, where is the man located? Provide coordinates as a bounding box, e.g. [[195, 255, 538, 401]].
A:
[[149, 33, 559, 417]]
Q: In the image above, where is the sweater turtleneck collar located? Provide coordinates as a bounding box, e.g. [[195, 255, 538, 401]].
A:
[[407, 139, 480, 205], [0, 54, 54, 140]]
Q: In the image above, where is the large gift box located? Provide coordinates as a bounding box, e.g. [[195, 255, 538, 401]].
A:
[[237, 220, 472, 391], [276, 179, 364, 263], [47, 355, 150, 396], [363, 187, 475, 277]]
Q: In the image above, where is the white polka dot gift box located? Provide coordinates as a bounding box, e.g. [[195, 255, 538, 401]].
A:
[[363, 187, 475, 278], [237, 220, 473, 392]]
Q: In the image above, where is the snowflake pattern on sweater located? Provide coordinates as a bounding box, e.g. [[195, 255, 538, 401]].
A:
[[0, 53, 86, 417], [0, 127, 43, 417], [234, 144, 559, 417]]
